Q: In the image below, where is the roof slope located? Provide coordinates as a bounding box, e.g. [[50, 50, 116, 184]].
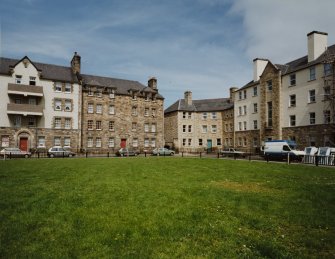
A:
[[165, 97, 233, 114]]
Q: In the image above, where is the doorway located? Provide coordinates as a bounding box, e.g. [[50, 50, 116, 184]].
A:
[[20, 138, 28, 151], [121, 139, 127, 148]]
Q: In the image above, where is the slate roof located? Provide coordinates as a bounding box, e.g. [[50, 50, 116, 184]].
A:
[[0, 57, 79, 83], [165, 97, 233, 114], [238, 43, 335, 90], [0, 56, 163, 99]]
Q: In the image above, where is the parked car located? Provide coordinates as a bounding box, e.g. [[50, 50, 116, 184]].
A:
[[0, 147, 31, 158], [152, 148, 175, 156], [116, 148, 139, 157], [220, 148, 246, 158], [47, 147, 76, 158]]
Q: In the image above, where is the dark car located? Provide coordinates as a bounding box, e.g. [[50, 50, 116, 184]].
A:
[[0, 148, 31, 158], [47, 147, 76, 158], [116, 148, 139, 157]]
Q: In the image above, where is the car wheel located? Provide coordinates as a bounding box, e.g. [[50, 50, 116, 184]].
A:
[[69, 154, 73, 158], [50, 154, 54, 158], [171, 152, 174, 156], [24, 154, 29, 159]]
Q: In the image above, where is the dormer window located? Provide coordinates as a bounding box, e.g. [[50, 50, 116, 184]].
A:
[[132, 92, 137, 100], [65, 83, 71, 93], [145, 94, 150, 101], [15, 75, 22, 84], [55, 82, 62, 92], [88, 86, 93, 96], [96, 88, 102, 97], [109, 89, 115, 99], [29, 76, 36, 85]]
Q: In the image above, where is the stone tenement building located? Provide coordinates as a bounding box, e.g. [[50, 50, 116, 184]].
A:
[[164, 91, 234, 152], [233, 31, 335, 150], [0, 53, 164, 152]]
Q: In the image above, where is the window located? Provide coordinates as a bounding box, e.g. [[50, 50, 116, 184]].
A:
[[13, 116, 21, 127], [88, 86, 93, 96], [109, 89, 115, 99], [96, 121, 102, 130], [253, 120, 258, 130], [144, 138, 149, 147], [132, 92, 137, 100], [289, 74, 296, 86], [217, 138, 221, 146], [55, 118, 61, 129], [132, 122, 137, 131], [253, 103, 258, 113], [144, 108, 149, 116], [267, 102, 273, 127], [87, 137, 93, 148], [324, 86, 331, 100], [267, 80, 272, 91], [108, 138, 115, 148], [225, 123, 228, 132], [243, 121, 247, 130], [28, 117, 36, 127], [202, 112, 207, 119], [211, 125, 217, 133], [65, 83, 71, 93], [88, 103, 94, 113], [144, 123, 149, 132], [151, 138, 156, 147], [188, 139, 192, 146], [238, 122, 242, 131], [238, 107, 242, 116], [309, 89, 316, 103], [96, 137, 102, 148], [29, 76, 36, 85], [54, 99, 62, 111], [290, 115, 296, 127], [238, 137, 242, 146], [109, 105, 115, 115], [188, 112, 192, 119], [38, 136, 45, 147], [145, 94, 150, 101], [55, 82, 62, 92], [133, 138, 138, 147], [211, 112, 217, 119], [230, 123, 233, 132], [64, 137, 71, 147], [253, 86, 258, 96], [15, 98, 21, 104], [87, 120, 93, 130], [310, 67, 316, 81], [65, 100, 72, 111], [29, 98, 36, 105], [324, 63, 332, 76], [289, 95, 296, 107], [132, 107, 137, 116], [239, 91, 242, 100], [54, 137, 61, 146], [182, 139, 186, 146], [309, 136, 316, 147], [109, 121, 115, 131], [151, 108, 156, 117], [96, 104, 102, 114], [202, 125, 207, 133], [243, 90, 247, 99], [243, 137, 247, 147], [151, 124, 156, 132], [188, 125, 192, 133], [324, 110, 331, 124], [225, 138, 228, 146], [243, 105, 247, 115], [65, 118, 71, 129], [253, 138, 258, 147], [96, 88, 102, 97], [199, 139, 203, 146], [182, 125, 186, 133], [15, 75, 22, 84], [309, 112, 315, 125], [182, 112, 186, 119]]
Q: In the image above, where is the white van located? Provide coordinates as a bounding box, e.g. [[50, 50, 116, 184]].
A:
[[264, 140, 305, 161], [317, 147, 335, 165]]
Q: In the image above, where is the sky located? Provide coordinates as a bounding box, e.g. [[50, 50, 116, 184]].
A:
[[0, 0, 334, 107]]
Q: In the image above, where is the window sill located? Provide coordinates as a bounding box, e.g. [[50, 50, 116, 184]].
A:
[[288, 84, 296, 87], [288, 106, 296, 108], [308, 79, 316, 82], [307, 101, 316, 104]]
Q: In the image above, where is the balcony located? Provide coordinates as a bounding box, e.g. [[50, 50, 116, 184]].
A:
[[8, 83, 43, 97], [7, 103, 43, 116]]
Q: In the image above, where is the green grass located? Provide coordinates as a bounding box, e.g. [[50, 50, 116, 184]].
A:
[[0, 158, 334, 258]]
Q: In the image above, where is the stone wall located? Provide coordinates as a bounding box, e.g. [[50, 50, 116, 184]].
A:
[[164, 111, 178, 148]]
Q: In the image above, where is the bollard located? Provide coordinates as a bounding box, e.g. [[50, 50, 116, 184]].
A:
[[9, 152, 12, 159], [287, 153, 290, 165], [249, 153, 251, 161], [107, 152, 109, 158], [234, 153, 237, 160], [182, 152, 184, 157], [217, 152, 219, 159], [86, 151, 88, 158], [145, 152, 147, 157], [315, 155, 318, 166], [38, 152, 40, 159], [266, 154, 269, 163], [200, 152, 202, 158]]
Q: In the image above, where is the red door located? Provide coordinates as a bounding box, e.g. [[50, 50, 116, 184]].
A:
[[20, 138, 28, 151], [120, 139, 127, 148]]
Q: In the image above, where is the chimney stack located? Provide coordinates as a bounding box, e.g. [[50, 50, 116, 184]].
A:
[[253, 58, 268, 82], [184, 91, 192, 106], [229, 87, 238, 102], [71, 52, 81, 74], [148, 77, 157, 90], [307, 31, 328, 62]]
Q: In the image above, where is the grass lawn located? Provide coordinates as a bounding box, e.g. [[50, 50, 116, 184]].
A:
[[0, 157, 334, 258]]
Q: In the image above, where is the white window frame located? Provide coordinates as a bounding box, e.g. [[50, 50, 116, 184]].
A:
[[289, 74, 296, 86], [211, 125, 217, 133], [96, 104, 102, 114], [64, 137, 71, 148], [88, 103, 94, 114], [289, 95, 296, 107], [108, 138, 115, 148], [55, 118, 61, 129], [54, 99, 62, 111], [309, 112, 315, 125], [65, 118, 71, 129], [15, 75, 22, 84], [202, 125, 208, 133], [309, 89, 316, 103], [310, 67, 316, 81], [54, 137, 61, 146], [55, 82, 62, 92], [96, 137, 102, 148], [132, 138, 138, 148], [65, 83, 71, 93], [38, 136, 45, 148], [87, 137, 93, 148], [290, 115, 296, 127], [65, 100, 72, 112]]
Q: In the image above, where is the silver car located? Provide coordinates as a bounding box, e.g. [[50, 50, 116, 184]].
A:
[[0, 147, 31, 158], [47, 147, 76, 158], [152, 148, 175, 156]]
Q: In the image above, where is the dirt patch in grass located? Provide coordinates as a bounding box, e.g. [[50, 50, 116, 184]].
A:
[[211, 181, 278, 194]]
